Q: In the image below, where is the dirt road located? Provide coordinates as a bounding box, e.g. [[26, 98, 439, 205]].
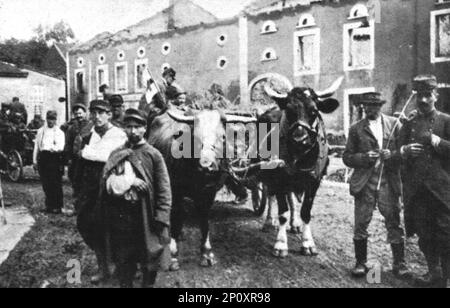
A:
[[0, 177, 426, 288]]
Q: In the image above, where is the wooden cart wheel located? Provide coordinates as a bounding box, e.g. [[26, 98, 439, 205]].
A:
[[7, 150, 23, 182], [251, 182, 267, 216]]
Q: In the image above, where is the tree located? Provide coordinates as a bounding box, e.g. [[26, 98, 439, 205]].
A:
[[34, 20, 76, 45]]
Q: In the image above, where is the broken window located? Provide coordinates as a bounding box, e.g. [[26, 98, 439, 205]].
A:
[[437, 13, 450, 58], [115, 63, 128, 93], [344, 22, 374, 70], [76, 71, 85, 94], [294, 29, 320, 75]]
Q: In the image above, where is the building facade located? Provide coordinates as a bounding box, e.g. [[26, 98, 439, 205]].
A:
[[68, 0, 450, 137]]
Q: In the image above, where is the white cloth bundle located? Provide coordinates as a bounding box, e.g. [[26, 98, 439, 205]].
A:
[[106, 160, 139, 201]]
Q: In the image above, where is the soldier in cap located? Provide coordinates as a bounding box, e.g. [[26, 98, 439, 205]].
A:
[[9, 97, 27, 126], [344, 92, 409, 279], [99, 84, 113, 102], [64, 103, 90, 205], [399, 75, 450, 288], [27, 114, 45, 130], [98, 108, 171, 288], [76, 99, 127, 285], [33, 110, 66, 214], [109, 95, 125, 129]]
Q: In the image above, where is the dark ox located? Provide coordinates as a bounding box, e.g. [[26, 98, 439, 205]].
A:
[[148, 108, 255, 269], [257, 79, 341, 258]]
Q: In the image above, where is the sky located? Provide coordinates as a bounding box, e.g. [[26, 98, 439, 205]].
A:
[[0, 0, 253, 42]]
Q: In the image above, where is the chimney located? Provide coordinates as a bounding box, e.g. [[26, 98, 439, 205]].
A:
[[167, 0, 175, 31]]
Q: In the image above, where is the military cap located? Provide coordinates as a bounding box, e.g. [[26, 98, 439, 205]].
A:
[[413, 75, 438, 93], [162, 67, 176, 79], [46, 110, 58, 120], [359, 92, 386, 105], [89, 99, 111, 112], [108, 94, 124, 107], [123, 108, 147, 126], [99, 84, 109, 93], [72, 103, 87, 113]]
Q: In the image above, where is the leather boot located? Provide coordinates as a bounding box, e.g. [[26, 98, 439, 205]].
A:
[[90, 251, 111, 285], [142, 270, 157, 288], [391, 243, 411, 278], [414, 252, 441, 287], [352, 239, 369, 278]]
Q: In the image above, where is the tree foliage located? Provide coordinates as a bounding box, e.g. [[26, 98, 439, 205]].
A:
[[0, 20, 76, 69]]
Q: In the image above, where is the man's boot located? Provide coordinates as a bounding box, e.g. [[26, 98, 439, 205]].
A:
[[392, 243, 411, 278], [352, 239, 369, 278], [90, 252, 111, 285], [142, 269, 158, 288]]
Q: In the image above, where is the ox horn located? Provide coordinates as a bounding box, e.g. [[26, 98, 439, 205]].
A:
[[167, 110, 195, 123], [264, 83, 288, 99], [315, 76, 344, 98], [225, 114, 257, 124]]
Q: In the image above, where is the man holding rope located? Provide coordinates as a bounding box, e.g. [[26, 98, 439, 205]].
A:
[[399, 75, 450, 288], [343, 92, 410, 279]]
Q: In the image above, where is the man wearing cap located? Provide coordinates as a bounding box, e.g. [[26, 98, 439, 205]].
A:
[[76, 99, 127, 284], [27, 114, 45, 130], [399, 75, 450, 288], [109, 95, 125, 129], [9, 97, 27, 126], [98, 108, 171, 288], [33, 111, 65, 214], [344, 92, 409, 279], [138, 67, 179, 130], [64, 103, 90, 206]]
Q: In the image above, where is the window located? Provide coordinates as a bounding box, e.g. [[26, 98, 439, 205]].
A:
[[98, 54, 106, 64], [115, 62, 128, 94], [135, 59, 148, 92], [294, 28, 320, 75], [343, 21, 375, 71], [74, 69, 85, 94], [117, 50, 126, 61], [217, 34, 228, 46], [29, 86, 45, 117], [77, 57, 84, 68], [217, 56, 228, 69], [137, 47, 146, 58], [431, 9, 450, 63], [349, 4, 369, 20], [162, 42, 171, 55], [261, 48, 278, 62], [96, 65, 109, 95], [297, 14, 316, 28], [261, 20, 278, 34]]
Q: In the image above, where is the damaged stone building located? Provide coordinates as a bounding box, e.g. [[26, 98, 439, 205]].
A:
[[68, 0, 450, 137]]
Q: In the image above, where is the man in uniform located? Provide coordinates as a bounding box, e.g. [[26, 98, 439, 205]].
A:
[[109, 95, 125, 129], [399, 75, 450, 288], [27, 114, 44, 130], [9, 97, 27, 125], [99, 109, 171, 288], [64, 103, 89, 207], [76, 99, 127, 284], [343, 92, 409, 279]]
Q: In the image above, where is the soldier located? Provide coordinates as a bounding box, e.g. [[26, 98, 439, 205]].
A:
[[76, 99, 127, 285], [99, 109, 171, 288], [343, 92, 409, 279], [109, 95, 125, 129], [9, 97, 27, 125], [99, 84, 113, 102], [399, 75, 450, 288], [27, 114, 45, 130], [64, 103, 89, 207]]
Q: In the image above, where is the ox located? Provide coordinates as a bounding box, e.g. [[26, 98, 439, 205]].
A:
[[148, 108, 256, 269], [257, 78, 342, 258]]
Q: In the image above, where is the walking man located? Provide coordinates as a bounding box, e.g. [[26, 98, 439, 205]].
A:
[[399, 75, 450, 288], [343, 92, 409, 278], [33, 110, 65, 214], [99, 109, 171, 288], [76, 99, 127, 284]]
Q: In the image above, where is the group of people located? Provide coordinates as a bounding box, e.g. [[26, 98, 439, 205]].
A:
[[344, 74, 450, 288]]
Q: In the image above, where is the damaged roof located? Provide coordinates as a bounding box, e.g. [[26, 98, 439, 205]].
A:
[[71, 0, 219, 53], [244, 0, 322, 15]]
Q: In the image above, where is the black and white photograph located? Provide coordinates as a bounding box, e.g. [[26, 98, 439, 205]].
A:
[[0, 0, 449, 290]]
